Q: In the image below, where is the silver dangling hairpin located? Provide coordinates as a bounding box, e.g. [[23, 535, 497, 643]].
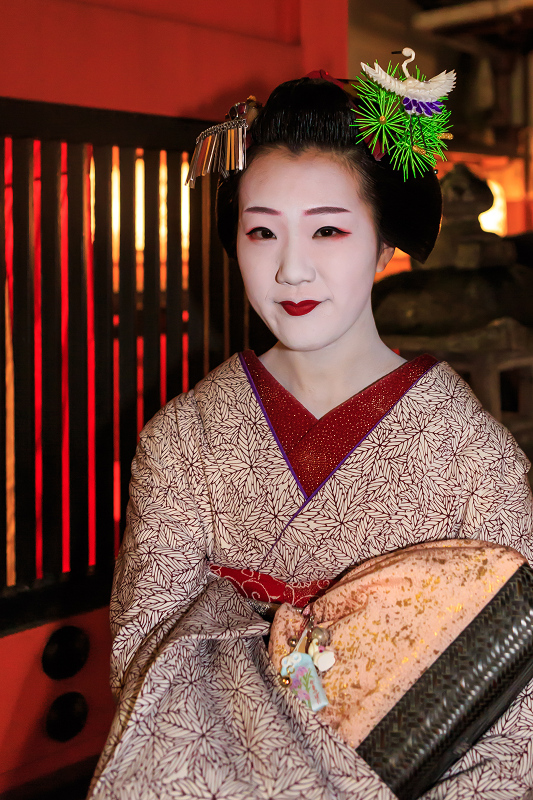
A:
[[186, 96, 262, 187]]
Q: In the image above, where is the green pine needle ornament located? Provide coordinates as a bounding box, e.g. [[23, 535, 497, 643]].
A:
[[351, 49, 456, 180], [351, 63, 405, 158]]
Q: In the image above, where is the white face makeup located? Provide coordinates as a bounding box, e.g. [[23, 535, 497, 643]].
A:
[[236, 148, 394, 354]]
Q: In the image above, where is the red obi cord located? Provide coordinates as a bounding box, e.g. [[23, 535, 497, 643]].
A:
[[210, 565, 333, 608]]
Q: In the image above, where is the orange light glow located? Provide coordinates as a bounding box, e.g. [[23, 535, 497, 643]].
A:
[[374, 249, 411, 282], [181, 154, 190, 391], [135, 154, 145, 253], [181, 154, 190, 292], [479, 179, 507, 237], [135, 151, 144, 293], [159, 151, 168, 292], [111, 146, 120, 291], [5, 286, 15, 586], [90, 156, 95, 243]]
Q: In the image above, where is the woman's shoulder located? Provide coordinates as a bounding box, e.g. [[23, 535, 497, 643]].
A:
[[193, 352, 248, 401], [411, 358, 494, 422], [140, 389, 198, 440], [139, 353, 246, 438], [411, 359, 531, 477]]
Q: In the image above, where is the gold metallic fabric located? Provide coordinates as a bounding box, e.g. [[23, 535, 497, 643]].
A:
[[269, 539, 525, 748]]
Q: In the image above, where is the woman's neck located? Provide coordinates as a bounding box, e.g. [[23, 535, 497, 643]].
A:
[[258, 313, 405, 419]]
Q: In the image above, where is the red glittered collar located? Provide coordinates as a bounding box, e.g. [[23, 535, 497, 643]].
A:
[[241, 350, 438, 497], [210, 350, 439, 608]]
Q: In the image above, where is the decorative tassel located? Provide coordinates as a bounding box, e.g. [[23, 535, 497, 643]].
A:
[[186, 118, 248, 187], [186, 96, 261, 187]]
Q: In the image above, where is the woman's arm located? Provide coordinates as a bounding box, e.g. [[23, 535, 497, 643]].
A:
[[424, 419, 533, 799], [460, 420, 533, 563], [110, 399, 210, 701]]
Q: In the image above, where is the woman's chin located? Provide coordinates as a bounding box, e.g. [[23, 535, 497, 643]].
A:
[[270, 327, 340, 353]]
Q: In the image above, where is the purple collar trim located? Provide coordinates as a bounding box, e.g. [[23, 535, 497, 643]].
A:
[[255, 358, 441, 568], [238, 352, 308, 499]]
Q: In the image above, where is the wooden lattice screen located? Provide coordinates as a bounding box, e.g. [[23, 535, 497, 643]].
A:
[[0, 96, 274, 634]]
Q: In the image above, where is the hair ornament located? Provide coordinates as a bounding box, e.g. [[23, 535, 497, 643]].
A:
[[355, 48, 456, 179], [186, 96, 262, 187]]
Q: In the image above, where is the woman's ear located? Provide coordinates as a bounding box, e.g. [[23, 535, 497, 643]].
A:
[[376, 244, 395, 274]]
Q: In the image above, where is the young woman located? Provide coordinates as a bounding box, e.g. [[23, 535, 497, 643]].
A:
[[89, 77, 533, 800]]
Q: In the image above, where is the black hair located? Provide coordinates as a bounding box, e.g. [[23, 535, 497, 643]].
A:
[[216, 77, 442, 264]]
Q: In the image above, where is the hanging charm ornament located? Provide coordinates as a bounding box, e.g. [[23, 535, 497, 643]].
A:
[[354, 47, 456, 179], [279, 620, 329, 712], [186, 96, 262, 187]]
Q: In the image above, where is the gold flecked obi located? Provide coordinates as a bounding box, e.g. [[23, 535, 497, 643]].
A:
[[269, 539, 526, 749]]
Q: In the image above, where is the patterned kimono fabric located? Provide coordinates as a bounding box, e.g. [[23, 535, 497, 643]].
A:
[[212, 351, 440, 606], [89, 353, 533, 800]]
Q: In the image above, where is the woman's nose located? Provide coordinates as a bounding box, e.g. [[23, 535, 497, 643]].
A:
[[275, 246, 315, 285]]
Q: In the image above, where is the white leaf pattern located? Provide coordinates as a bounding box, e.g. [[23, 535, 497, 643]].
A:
[[88, 356, 533, 800]]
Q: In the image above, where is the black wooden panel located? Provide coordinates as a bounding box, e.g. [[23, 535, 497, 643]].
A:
[[208, 176, 225, 371], [222, 252, 230, 362], [201, 174, 211, 378], [0, 571, 113, 634], [93, 146, 114, 569], [0, 138, 6, 591], [229, 257, 246, 356], [165, 150, 182, 400], [0, 96, 210, 152], [143, 149, 160, 424], [67, 143, 89, 576], [1, 99, 258, 624], [188, 174, 204, 387], [40, 140, 63, 579], [249, 304, 277, 355], [118, 148, 137, 532], [12, 138, 35, 587]]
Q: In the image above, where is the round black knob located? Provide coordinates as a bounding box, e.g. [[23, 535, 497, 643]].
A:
[[45, 692, 88, 742], [42, 625, 90, 680]]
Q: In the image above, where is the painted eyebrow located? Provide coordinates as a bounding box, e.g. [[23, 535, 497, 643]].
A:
[[243, 206, 350, 215], [304, 206, 350, 215], [243, 206, 281, 215]]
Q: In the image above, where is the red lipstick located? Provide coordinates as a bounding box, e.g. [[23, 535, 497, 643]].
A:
[[280, 300, 321, 316]]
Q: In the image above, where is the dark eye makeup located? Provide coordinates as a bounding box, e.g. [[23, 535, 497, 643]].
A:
[[245, 227, 276, 239], [313, 226, 350, 238], [245, 226, 350, 240]]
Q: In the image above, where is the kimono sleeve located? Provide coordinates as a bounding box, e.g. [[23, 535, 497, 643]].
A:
[[427, 416, 533, 799], [109, 400, 210, 701], [460, 414, 533, 564]]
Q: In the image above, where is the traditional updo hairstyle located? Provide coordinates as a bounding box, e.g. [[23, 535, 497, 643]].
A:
[[216, 77, 443, 264]]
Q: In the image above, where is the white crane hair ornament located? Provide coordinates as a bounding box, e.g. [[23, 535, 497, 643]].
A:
[[362, 48, 456, 115], [354, 47, 456, 179]]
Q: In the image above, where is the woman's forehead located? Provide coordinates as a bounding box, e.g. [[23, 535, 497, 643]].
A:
[[240, 150, 363, 211]]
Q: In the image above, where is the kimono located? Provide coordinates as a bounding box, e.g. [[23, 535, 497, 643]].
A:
[[89, 351, 533, 800]]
